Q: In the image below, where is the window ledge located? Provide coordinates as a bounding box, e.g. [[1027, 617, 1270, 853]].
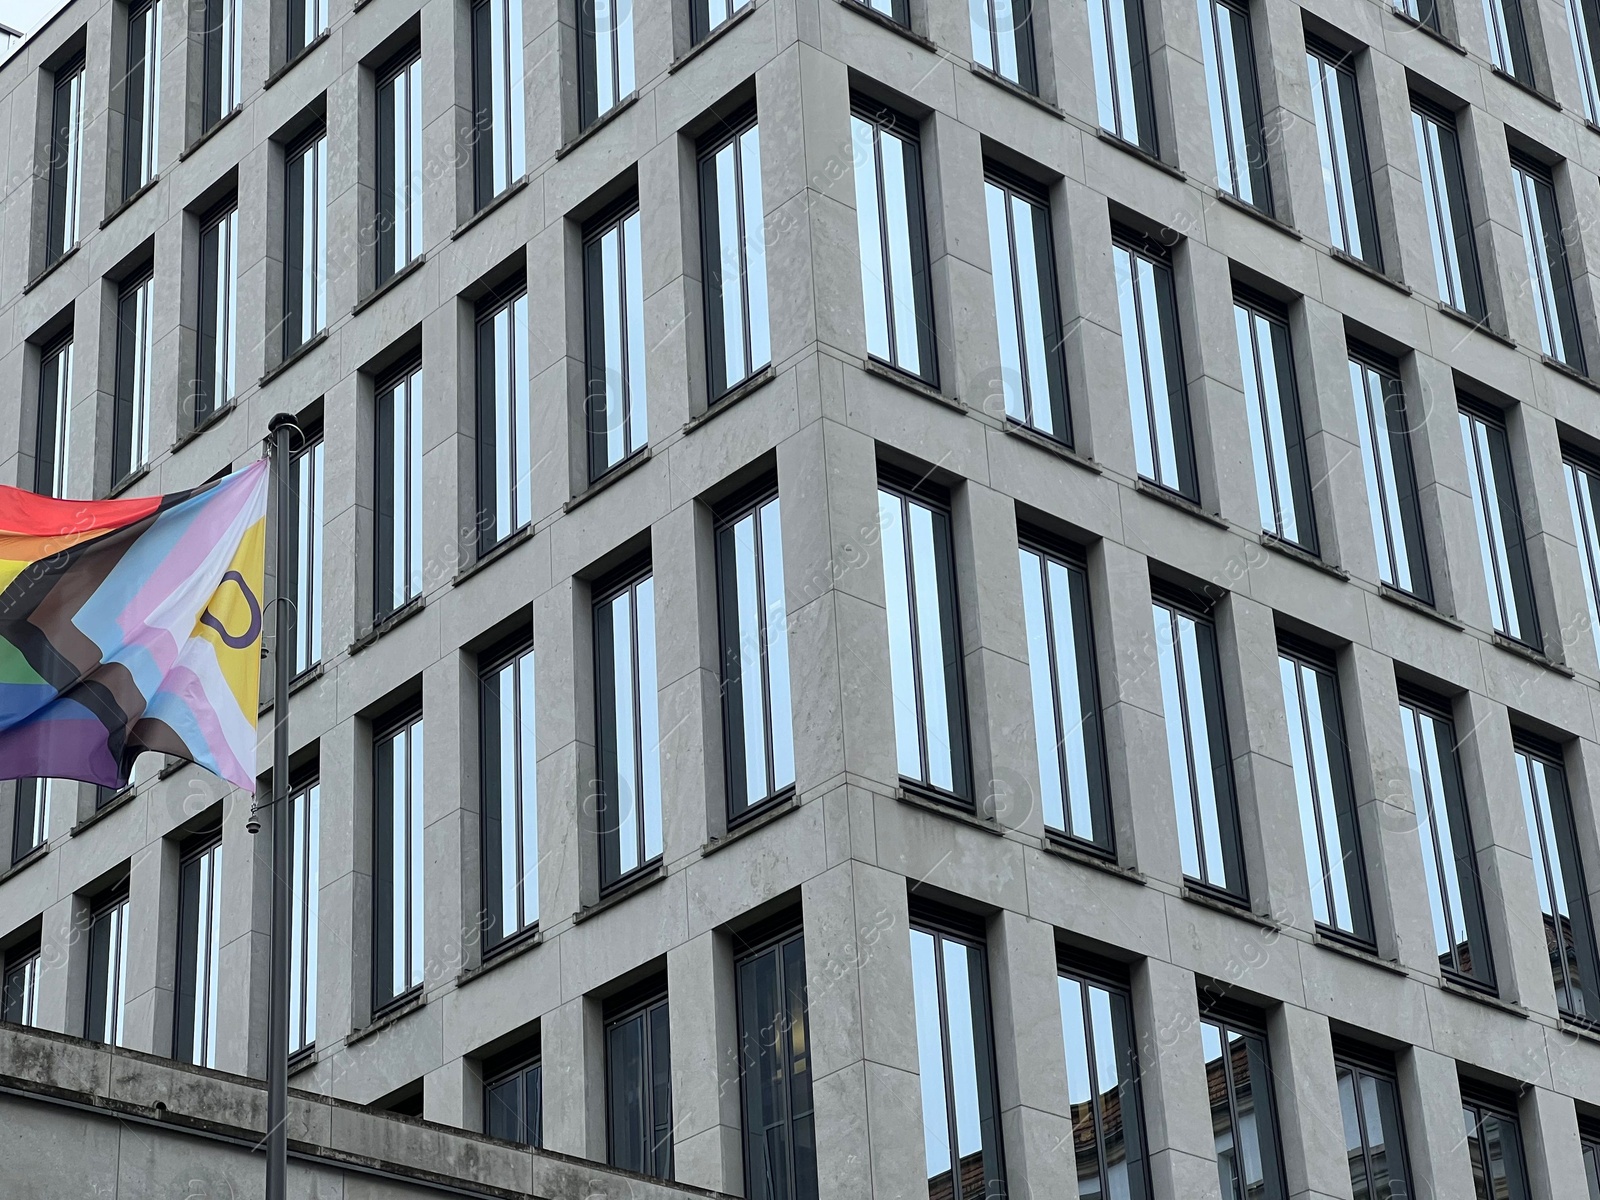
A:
[[1490, 65, 1561, 111], [968, 63, 1063, 118], [863, 357, 963, 411], [1437, 302, 1514, 347], [1312, 930, 1405, 975], [1001, 419, 1101, 473], [670, 1, 758, 73], [69, 789, 138, 838], [0, 844, 50, 885], [1558, 1016, 1600, 1045], [349, 596, 426, 655], [1212, 188, 1301, 240], [703, 790, 799, 857], [169, 401, 236, 455], [1094, 129, 1185, 181], [1491, 631, 1572, 676], [1540, 353, 1600, 393], [837, 0, 936, 47], [264, 30, 329, 90], [1134, 478, 1228, 528], [456, 928, 543, 988], [452, 176, 529, 242], [557, 92, 639, 160], [1041, 835, 1143, 883], [1329, 246, 1409, 295], [260, 662, 326, 716], [1437, 975, 1524, 1017], [683, 367, 777, 435], [1260, 532, 1346, 580], [180, 106, 242, 162], [101, 176, 159, 231], [575, 862, 666, 923], [106, 464, 152, 500], [1389, 6, 1467, 52], [353, 254, 426, 317], [1378, 583, 1461, 629], [896, 784, 1003, 835], [348, 991, 426, 1046], [1180, 883, 1279, 930], [453, 525, 534, 587], [24, 244, 79, 296], [259, 329, 328, 389], [288, 1046, 319, 1076], [565, 448, 653, 514]]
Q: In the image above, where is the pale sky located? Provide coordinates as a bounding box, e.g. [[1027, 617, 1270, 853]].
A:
[[0, 0, 68, 39]]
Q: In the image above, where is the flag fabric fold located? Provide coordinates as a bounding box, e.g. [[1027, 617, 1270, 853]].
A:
[[0, 460, 269, 792]]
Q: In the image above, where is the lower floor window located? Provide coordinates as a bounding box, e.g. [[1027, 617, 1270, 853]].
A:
[[1200, 1008, 1286, 1200], [606, 986, 673, 1178], [1334, 1046, 1411, 1200], [1462, 1088, 1531, 1200], [484, 1048, 542, 1147]]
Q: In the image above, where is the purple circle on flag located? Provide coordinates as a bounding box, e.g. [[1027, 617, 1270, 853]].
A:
[[200, 570, 263, 648]]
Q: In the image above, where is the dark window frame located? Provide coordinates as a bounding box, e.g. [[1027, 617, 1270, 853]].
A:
[[584, 197, 648, 482], [479, 634, 540, 951], [373, 357, 424, 621], [734, 920, 815, 1200], [1235, 288, 1318, 552], [1510, 153, 1586, 372], [594, 563, 662, 889], [112, 269, 156, 486], [1332, 1040, 1414, 1200], [1461, 1083, 1533, 1200], [84, 886, 130, 1047], [1198, 1001, 1288, 1200], [44, 54, 85, 267], [483, 1041, 544, 1147], [173, 827, 224, 1067], [1088, 0, 1159, 151], [1349, 346, 1432, 603], [375, 47, 423, 287], [282, 124, 329, 359], [1458, 399, 1541, 649], [1198, 0, 1272, 212], [1113, 228, 1198, 501], [604, 983, 674, 1179], [1412, 99, 1487, 319], [193, 199, 239, 426], [474, 287, 533, 554], [372, 703, 425, 1013], [121, 0, 161, 202], [697, 108, 771, 401]]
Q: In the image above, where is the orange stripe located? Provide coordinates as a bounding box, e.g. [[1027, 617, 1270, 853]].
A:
[[0, 484, 161, 538]]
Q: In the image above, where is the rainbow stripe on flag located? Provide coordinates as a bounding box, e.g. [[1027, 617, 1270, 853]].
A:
[[0, 461, 269, 792]]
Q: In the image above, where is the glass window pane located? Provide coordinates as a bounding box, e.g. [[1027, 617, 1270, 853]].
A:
[[853, 105, 937, 385]]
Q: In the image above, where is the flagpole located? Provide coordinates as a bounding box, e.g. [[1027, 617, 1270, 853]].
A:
[[265, 413, 296, 1200]]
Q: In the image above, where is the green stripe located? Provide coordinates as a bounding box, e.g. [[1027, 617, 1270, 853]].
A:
[[0, 636, 47, 686]]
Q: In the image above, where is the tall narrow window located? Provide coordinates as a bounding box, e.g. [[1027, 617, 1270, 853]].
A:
[[1483, 0, 1536, 82], [852, 103, 938, 385], [174, 833, 223, 1068], [287, 0, 326, 59], [12, 778, 55, 861], [84, 890, 130, 1047], [1572, 0, 1600, 123], [373, 709, 424, 1009], [481, 641, 538, 947], [1200, 1008, 1287, 1200], [1198, 0, 1271, 211], [736, 924, 815, 1200], [1019, 542, 1111, 850], [113, 272, 155, 485], [1459, 403, 1540, 647], [1581, 1122, 1600, 1200], [1089, 0, 1158, 150], [1412, 102, 1486, 318], [879, 481, 972, 804], [1399, 695, 1496, 988], [985, 171, 1069, 442], [579, 0, 634, 128], [699, 114, 770, 399], [1350, 351, 1431, 602], [475, 290, 532, 552], [585, 204, 647, 479], [290, 433, 323, 674], [195, 203, 239, 425], [1114, 233, 1197, 500], [1306, 40, 1381, 268], [484, 1045, 543, 1146], [376, 51, 423, 286], [33, 337, 73, 498], [471, 0, 526, 208], [910, 915, 1005, 1200], [288, 777, 319, 1055], [283, 130, 328, 358], [1511, 156, 1585, 371], [1334, 1045, 1412, 1200], [44, 57, 84, 267], [606, 987, 673, 1179], [1153, 594, 1246, 899], [1057, 957, 1150, 1200], [201, 0, 243, 130], [1278, 643, 1373, 943], [122, 0, 162, 200], [716, 490, 795, 820], [1, 940, 41, 1026], [691, 0, 754, 42], [970, 0, 1037, 91], [1515, 739, 1600, 1022], [375, 362, 423, 618], [1566, 452, 1600, 655], [1235, 293, 1316, 551], [1462, 1088, 1532, 1200], [595, 570, 662, 887]]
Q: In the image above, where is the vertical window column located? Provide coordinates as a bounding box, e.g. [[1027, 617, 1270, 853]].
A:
[[699, 114, 770, 400], [289, 778, 320, 1055], [1057, 958, 1151, 1199], [202, 0, 243, 130], [484, 1046, 543, 1145], [1234, 293, 1317, 551], [85, 890, 130, 1047], [969, 0, 1037, 91], [481, 642, 538, 946], [174, 834, 224, 1067], [1483, 0, 1536, 82], [1305, 40, 1381, 268], [12, 779, 55, 862], [1462, 1087, 1533, 1200], [606, 987, 674, 1178], [471, 0, 526, 208], [1197, 0, 1271, 210], [1349, 351, 1431, 602], [195, 204, 240, 425], [1459, 404, 1540, 647], [584, 204, 648, 479], [287, 0, 327, 59], [283, 130, 329, 358], [1200, 1008, 1288, 1200], [1412, 102, 1487, 318], [735, 925, 815, 1200], [373, 710, 424, 1009], [375, 362, 423, 618], [579, 0, 635, 128], [1089, 0, 1158, 150], [113, 273, 155, 485], [1510, 156, 1585, 371], [1, 939, 41, 1026], [984, 171, 1070, 442], [1114, 233, 1198, 499], [291, 434, 324, 674], [1333, 1045, 1413, 1200], [44, 57, 84, 267], [34, 336, 73, 498], [123, 0, 162, 200], [376, 51, 423, 286], [594, 571, 662, 887], [475, 291, 532, 551]]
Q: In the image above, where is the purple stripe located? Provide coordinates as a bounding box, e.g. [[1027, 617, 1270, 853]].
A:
[[0, 716, 121, 786]]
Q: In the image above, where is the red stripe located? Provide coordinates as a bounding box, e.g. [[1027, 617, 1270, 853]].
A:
[[0, 485, 163, 538]]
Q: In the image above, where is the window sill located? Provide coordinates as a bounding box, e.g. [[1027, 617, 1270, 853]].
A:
[[1438, 975, 1524, 1017], [1389, 6, 1466, 53], [180, 106, 242, 162], [24, 244, 79, 296], [1312, 930, 1403, 974], [454, 524, 534, 587], [565, 448, 652, 515], [1180, 883, 1278, 930], [837, 0, 935, 47], [1491, 631, 1572, 676], [1041, 835, 1142, 883], [968, 63, 1064, 119], [576, 861, 665, 923], [169, 401, 236, 455], [1329, 246, 1408, 295], [1212, 188, 1300, 240], [259, 329, 328, 389], [670, 1, 758, 73], [683, 367, 776, 435], [1490, 65, 1561, 111], [349, 596, 426, 656], [1437, 302, 1514, 347], [456, 928, 543, 988], [1134, 478, 1228, 528], [260, 662, 326, 716], [264, 30, 329, 90], [349, 990, 426, 1046], [1540, 354, 1600, 394], [1260, 532, 1346, 580], [1001, 419, 1100, 473], [106, 464, 152, 499], [703, 789, 799, 857], [896, 784, 1003, 835], [557, 92, 639, 160], [69, 789, 138, 838], [1558, 1016, 1600, 1045], [1094, 129, 1185, 181], [0, 843, 50, 885], [353, 254, 426, 317], [1378, 583, 1460, 629], [863, 357, 963, 411], [101, 176, 160, 231], [288, 1046, 319, 1076], [452, 176, 529, 241]]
